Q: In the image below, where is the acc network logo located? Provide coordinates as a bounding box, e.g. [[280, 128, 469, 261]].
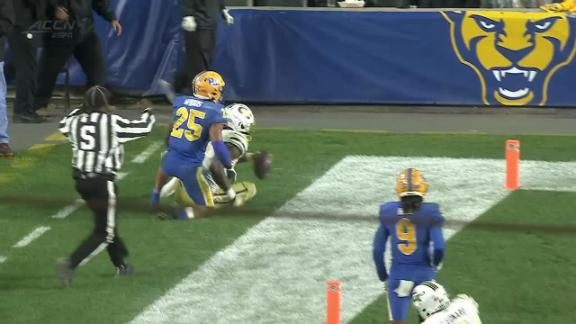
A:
[[442, 11, 576, 106]]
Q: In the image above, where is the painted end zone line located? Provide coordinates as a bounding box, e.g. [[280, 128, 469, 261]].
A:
[[13, 226, 51, 248]]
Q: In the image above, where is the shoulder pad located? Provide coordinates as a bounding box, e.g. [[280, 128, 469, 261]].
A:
[[422, 203, 444, 221], [380, 202, 400, 217]]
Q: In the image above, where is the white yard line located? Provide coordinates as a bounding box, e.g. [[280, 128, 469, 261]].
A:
[[131, 142, 163, 164], [0, 255, 7, 263], [117, 172, 129, 181], [13, 226, 51, 248], [132, 156, 576, 324], [51, 199, 84, 219]]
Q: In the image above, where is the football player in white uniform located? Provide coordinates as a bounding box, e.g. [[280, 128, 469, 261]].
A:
[[412, 281, 482, 324], [158, 103, 264, 218], [202, 103, 257, 206]]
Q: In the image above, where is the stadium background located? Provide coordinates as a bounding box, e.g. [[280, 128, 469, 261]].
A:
[[46, 0, 576, 106]]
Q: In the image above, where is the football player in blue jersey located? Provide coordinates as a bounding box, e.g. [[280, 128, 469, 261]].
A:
[[157, 103, 261, 217], [150, 71, 239, 218], [372, 168, 446, 324]]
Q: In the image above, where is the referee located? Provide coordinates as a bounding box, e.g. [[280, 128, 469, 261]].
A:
[[57, 86, 155, 287]]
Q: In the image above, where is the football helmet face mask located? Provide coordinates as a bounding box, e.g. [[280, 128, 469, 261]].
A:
[[412, 281, 450, 320], [192, 71, 225, 102], [395, 168, 428, 198], [225, 103, 255, 135]]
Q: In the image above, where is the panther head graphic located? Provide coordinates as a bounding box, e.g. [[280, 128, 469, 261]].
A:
[[443, 11, 576, 106]]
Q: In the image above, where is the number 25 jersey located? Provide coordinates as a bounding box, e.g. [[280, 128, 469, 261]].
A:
[[167, 96, 228, 163]]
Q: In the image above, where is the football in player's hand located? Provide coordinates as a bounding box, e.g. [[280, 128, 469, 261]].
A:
[[253, 151, 272, 179]]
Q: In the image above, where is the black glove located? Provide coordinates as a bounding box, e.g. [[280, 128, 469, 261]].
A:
[[378, 271, 388, 282]]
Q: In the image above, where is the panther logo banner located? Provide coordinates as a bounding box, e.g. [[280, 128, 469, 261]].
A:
[[442, 11, 576, 106]]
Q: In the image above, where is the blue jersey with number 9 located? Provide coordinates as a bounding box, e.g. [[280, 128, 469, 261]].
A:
[[167, 96, 228, 163], [373, 201, 445, 280]]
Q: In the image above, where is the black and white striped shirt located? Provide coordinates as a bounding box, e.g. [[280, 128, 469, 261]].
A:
[[59, 108, 155, 175]]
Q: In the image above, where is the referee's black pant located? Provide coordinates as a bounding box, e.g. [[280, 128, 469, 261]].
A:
[[7, 27, 39, 115], [34, 30, 107, 111], [69, 174, 128, 269], [174, 29, 216, 93]]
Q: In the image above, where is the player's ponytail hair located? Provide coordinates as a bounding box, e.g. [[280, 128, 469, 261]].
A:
[[83, 85, 111, 113], [401, 195, 423, 213]]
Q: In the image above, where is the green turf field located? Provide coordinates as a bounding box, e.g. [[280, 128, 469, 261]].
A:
[[1, 128, 575, 323]]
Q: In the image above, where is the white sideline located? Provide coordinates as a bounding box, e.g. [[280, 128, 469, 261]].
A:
[[13, 226, 51, 248], [132, 156, 576, 324]]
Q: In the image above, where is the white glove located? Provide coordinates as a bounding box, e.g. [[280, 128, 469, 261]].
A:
[[182, 16, 197, 32], [222, 9, 234, 25], [226, 188, 247, 207], [226, 188, 237, 201]]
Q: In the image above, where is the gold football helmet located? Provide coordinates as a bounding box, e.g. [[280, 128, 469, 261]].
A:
[[192, 71, 225, 102], [396, 168, 428, 198]]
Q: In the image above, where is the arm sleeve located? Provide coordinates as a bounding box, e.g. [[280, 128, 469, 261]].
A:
[[372, 224, 389, 281], [113, 110, 156, 143], [212, 139, 232, 169], [92, 0, 116, 22], [58, 108, 82, 138]]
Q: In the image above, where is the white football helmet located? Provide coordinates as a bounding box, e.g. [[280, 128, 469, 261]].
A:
[[412, 281, 450, 320], [225, 103, 255, 135]]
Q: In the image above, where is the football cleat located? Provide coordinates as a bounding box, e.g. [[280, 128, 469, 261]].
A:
[[116, 264, 135, 277], [396, 168, 428, 198], [57, 258, 74, 288], [175, 207, 195, 220]]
